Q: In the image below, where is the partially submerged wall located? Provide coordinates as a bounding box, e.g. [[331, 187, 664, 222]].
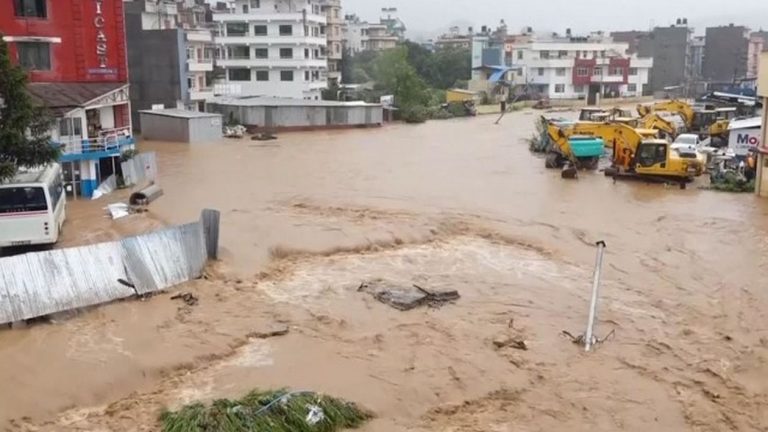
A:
[[0, 210, 219, 325]]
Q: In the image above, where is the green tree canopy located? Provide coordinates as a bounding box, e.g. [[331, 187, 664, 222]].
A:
[[0, 37, 57, 182], [370, 47, 431, 109]]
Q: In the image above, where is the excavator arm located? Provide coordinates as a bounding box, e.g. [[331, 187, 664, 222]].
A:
[[637, 100, 695, 129]]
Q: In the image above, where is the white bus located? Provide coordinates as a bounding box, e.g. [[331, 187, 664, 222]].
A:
[[0, 164, 66, 248]]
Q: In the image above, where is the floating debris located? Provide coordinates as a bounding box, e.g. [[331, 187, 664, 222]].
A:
[[358, 280, 460, 311], [170, 292, 199, 306]]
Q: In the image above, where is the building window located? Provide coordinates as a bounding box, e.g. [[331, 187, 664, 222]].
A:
[[517, 68, 523, 76], [558, 50, 568, 58], [610, 67, 624, 76], [279, 25, 293, 36], [629, 67, 638, 76], [555, 68, 566, 76], [17, 42, 51, 70], [280, 48, 293, 59], [305, 70, 310, 81], [14, 0, 47, 18], [537, 68, 544, 76], [576, 67, 588, 77], [253, 25, 267, 36], [305, 48, 310, 58], [228, 46, 250, 59], [593, 67, 602, 76], [226, 22, 248, 36], [256, 70, 269, 81], [574, 85, 585, 93], [628, 83, 637, 92], [540, 51, 550, 59], [254, 48, 268, 59], [228, 68, 251, 81], [242, 4, 248, 13], [59, 117, 82, 137], [250, 0, 260, 7], [281, 70, 294, 81], [555, 84, 565, 93]]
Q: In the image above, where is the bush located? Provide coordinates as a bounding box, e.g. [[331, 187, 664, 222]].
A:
[[446, 102, 470, 117], [430, 108, 454, 120], [160, 389, 372, 432], [400, 106, 429, 123]]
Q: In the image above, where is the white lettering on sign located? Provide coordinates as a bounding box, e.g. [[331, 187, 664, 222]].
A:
[[94, 0, 107, 69]]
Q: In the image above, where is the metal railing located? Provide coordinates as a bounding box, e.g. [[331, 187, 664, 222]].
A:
[[56, 126, 134, 156]]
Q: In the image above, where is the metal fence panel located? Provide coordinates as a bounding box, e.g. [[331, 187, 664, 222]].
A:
[[0, 212, 214, 325], [0, 242, 132, 324], [120, 222, 207, 295], [121, 152, 158, 187]]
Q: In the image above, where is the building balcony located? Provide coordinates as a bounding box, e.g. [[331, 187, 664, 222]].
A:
[[190, 88, 215, 101], [212, 12, 326, 25], [188, 58, 214, 72], [54, 127, 135, 162], [309, 81, 328, 90], [591, 75, 625, 83], [217, 58, 328, 68], [525, 58, 573, 68], [215, 35, 327, 46], [186, 29, 213, 43]]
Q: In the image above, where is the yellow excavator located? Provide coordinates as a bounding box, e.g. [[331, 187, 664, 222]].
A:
[[542, 117, 702, 184], [637, 100, 733, 142]]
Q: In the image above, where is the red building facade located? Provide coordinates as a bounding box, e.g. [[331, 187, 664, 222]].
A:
[[1, 0, 134, 199], [0, 0, 128, 83]]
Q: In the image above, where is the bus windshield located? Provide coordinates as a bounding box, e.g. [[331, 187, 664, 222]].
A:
[[0, 187, 48, 214]]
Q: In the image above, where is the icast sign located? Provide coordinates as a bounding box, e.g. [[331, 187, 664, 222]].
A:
[[94, 0, 107, 68]]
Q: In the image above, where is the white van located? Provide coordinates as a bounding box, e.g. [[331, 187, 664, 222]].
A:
[[0, 165, 66, 248]]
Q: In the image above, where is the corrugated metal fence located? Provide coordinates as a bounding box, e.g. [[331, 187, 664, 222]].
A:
[[0, 210, 219, 325]]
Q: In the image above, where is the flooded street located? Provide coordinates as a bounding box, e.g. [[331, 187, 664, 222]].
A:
[[3, 110, 768, 431]]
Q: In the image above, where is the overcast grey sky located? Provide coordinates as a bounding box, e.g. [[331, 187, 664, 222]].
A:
[[342, 0, 768, 40]]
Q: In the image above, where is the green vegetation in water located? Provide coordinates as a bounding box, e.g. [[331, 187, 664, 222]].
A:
[[160, 389, 372, 432]]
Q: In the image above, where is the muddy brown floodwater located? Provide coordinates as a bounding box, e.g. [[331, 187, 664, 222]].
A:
[[3, 110, 768, 431]]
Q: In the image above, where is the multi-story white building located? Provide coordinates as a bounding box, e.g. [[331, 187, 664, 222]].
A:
[[472, 32, 653, 101], [321, 0, 343, 85], [213, 0, 328, 100], [514, 38, 653, 99], [343, 13, 399, 54]]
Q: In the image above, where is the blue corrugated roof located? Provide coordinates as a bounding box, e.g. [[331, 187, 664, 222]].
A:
[[472, 65, 520, 82]]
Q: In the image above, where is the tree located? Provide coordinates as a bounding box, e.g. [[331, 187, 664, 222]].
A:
[[0, 38, 57, 182], [370, 47, 430, 109]]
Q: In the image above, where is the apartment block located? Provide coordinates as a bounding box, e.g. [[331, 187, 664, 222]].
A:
[[343, 14, 398, 54], [321, 0, 343, 84], [703, 25, 749, 82], [125, 0, 216, 126], [472, 31, 652, 101], [213, 0, 328, 100]]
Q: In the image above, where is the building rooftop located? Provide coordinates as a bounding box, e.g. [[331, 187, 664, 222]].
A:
[[138, 108, 222, 119], [208, 96, 381, 107], [27, 82, 127, 116]]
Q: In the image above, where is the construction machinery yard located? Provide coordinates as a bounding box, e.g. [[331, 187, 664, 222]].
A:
[[531, 96, 761, 190]]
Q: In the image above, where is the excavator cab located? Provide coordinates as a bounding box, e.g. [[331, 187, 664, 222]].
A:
[[579, 108, 609, 122], [610, 139, 702, 184]]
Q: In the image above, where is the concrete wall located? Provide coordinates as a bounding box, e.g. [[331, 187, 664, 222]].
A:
[[188, 116, 223, 143], [704, 26, 749, 81], [209, 104, 383, 130], [126, 3, 186, 130], [139, 113, 189, 142]]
